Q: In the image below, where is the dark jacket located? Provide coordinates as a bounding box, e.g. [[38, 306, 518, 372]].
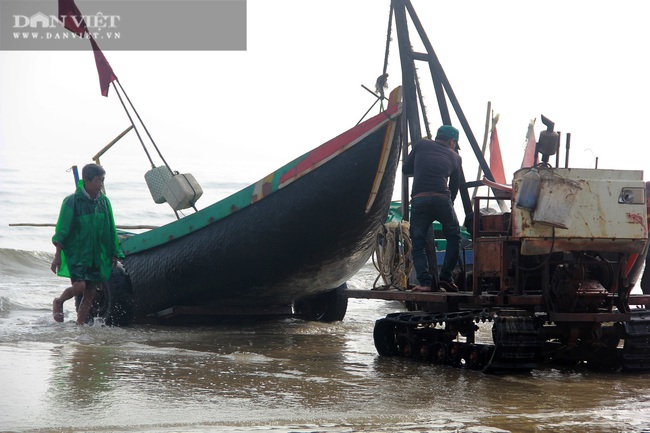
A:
[[402, 138, 462, 200]]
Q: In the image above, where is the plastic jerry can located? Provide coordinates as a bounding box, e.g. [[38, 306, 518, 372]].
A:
[[162, 173, 203, 210], [516, 168, 541, 210], [144, 166, 173, 204]]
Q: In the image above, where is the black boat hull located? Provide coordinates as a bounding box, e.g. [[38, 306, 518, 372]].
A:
[[117, 90, 403, 319]]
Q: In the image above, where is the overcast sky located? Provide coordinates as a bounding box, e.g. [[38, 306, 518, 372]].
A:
[[2, 0, 649, 198]]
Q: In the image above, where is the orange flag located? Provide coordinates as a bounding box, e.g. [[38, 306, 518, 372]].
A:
[[489, 126, 507, 184], [90, 38, 117, 97], [521, 120, 537, 168]]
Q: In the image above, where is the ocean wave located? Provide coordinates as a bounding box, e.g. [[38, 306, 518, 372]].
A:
[[0, 248, 53, 275], [0, 295, 37, 315]]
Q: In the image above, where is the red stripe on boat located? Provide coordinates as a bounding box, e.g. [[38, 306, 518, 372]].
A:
[[279, 105, 399, 185]]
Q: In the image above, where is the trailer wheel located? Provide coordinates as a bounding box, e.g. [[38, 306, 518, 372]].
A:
[[373, 318, 400, 356], [294, 283, 348, 322]]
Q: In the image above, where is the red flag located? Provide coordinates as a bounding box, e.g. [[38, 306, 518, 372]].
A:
[[488, 126, 507, 184], [521, 120, 537, 168], [58, 0, 87, 36], [90, 38, 117, 97]]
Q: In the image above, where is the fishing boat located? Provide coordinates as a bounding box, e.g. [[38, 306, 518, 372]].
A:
[[52, 0, 406, 325], [96, 88, 402, 325]]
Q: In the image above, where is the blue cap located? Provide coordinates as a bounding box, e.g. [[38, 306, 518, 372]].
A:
[[436, 125, 459, 142]]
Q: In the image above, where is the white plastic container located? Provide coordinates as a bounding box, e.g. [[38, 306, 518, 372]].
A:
[[144, 165, 173, 204], [162, 173, 203, 210]]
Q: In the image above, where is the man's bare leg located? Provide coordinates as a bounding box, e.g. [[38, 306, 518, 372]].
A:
[[53, 281, 86, 323], [76, 286, 97, 325], [52, 298, 64, 322]]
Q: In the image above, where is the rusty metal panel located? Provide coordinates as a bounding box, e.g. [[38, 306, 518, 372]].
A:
[[474, 237, 505, 275], [512, 168, 647, 255], [480, 214, 510, 234]]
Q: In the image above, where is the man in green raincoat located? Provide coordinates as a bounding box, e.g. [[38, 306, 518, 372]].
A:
[[51, 163, 124, 324]]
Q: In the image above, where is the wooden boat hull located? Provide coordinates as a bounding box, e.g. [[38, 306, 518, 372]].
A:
[[117, 90, 402, 319]]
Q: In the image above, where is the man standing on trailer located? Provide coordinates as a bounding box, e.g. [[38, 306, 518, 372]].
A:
[[403, 125, 462, 292], [50, 163, 124, 324]]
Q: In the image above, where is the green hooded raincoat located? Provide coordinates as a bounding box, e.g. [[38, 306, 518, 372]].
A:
[[52, 181, 124, 282]]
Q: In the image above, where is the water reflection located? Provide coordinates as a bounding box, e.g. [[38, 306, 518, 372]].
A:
[[49, 343, 116, 408], [4, 309, 650, 432]]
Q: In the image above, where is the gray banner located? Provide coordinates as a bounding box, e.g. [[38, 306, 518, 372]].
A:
[[0, 0, 246, 50]]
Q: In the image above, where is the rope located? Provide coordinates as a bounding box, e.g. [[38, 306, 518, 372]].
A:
[[381, 5, 393, 83], [370, 3, 393, 100], [375, 5, 393, 109], [372, 221, 413, 290], [356, 5, 393, 125]]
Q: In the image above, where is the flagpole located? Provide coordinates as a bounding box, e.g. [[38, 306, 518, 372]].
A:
[[486, 114, 509, 213], [112, 81, 156, 168], [472, 101, 491, 201], [115, 78, 174, 174], [521, 118, 537, 168], [60, 0, 173, 174]]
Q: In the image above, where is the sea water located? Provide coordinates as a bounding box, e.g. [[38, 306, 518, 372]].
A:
[[2, 159, 650, 433]]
